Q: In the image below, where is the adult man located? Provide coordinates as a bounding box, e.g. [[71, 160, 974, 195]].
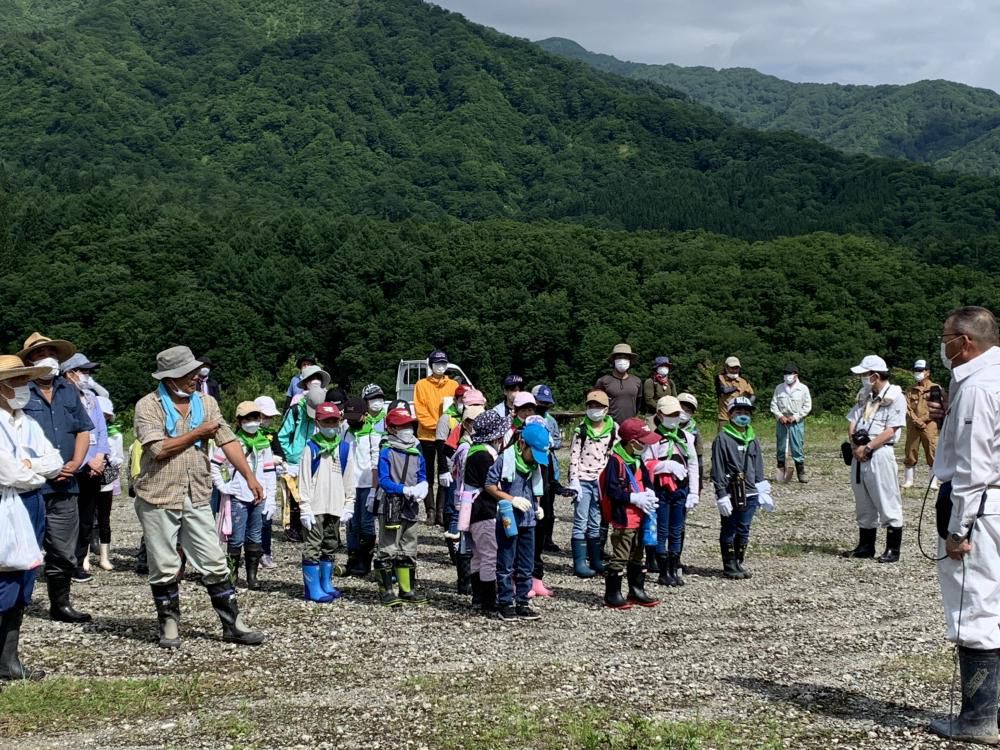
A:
[[929, 307, 1000, 744], [17, 333, 94, 623], [413, 350, 458, 525], [595, 343, 642, 424], [643, 356, 677, 414], [133, 346, 264, 648], [490, 374, 524, 418], [715, 356, 754, 424], [842, 355, 906, 564], [902, 359, 939, 489], [769, 363, 812, 483]]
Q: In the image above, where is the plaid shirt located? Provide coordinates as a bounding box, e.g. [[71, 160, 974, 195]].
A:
[[133, 391, 236, 510]]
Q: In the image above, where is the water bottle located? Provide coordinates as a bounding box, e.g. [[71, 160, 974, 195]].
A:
[[457, 489, 473, 532], [642, 512, 657, 547], [498, 500, 518, 538]]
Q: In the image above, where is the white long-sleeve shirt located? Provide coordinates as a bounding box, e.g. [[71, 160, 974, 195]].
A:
[[297, 439, 357, 517], [932, 346, 1000, 536], [642, 428, 700, 498], [770, 380, 812, 421], [210, 441, 277, 505], [0, 408, 64, 490]]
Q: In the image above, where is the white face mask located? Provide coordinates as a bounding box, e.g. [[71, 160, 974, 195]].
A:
[[306, 379, 324, 391], [33, 357, 59, 379], [914, 371, 927, 382], [941, 341, 955, 371], [614, 359, 630, 374], [169, 380, 192, 399], [679, 411, 692, 424], [659, 415, 682, 429], [368, 399, 385, 414], [199, 367, 210, 378], [860, 376, 872, 393], [784, 374, 796, 385], [5, 385, 31, 410], [241, 421, 261, 434], [586, 407, 608, 422], [431, 363, 447, 376], [319, 426, 340, 438], [656, 367, 670, 377], [396, 427, 415, 442], [726, 371, 739, 380]]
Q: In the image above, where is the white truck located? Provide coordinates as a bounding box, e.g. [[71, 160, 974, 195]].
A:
[[395, 359, 475, 403]]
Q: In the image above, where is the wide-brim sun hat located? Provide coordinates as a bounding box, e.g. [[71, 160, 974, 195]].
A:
[[299, 365, 332, 390], [472, 411, 508, 444], [0, 354, 51, 383], [152, 346, 203, 380], [608, 343, 638, 362], [17, 332, 76, 363]]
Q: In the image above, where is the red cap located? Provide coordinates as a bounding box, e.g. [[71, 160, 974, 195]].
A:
[[386, 407, 417, 428], [454, 384, 469, 399], [315, 403, 342, 421], [619, 418, 660, 445]]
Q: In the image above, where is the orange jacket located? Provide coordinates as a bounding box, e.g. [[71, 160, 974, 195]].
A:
[[413, 375, 458, 441]]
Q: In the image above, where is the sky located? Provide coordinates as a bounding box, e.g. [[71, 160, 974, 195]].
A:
[[427, 0, 1000, 90]]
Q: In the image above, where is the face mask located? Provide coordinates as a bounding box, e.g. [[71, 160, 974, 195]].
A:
[[732, 414, 752, 427], [301, 365, 312, 374], [431, 363, 447, 376], [679, 411, 692, 424], [171, 387, 192, 399], [659, 416, 682, 429], [784, 374, 796, 385], [860, 376, 872, 393], [656, 367, 670, 377], [306, 380, 324, 391], [5, 385, 31, 410], [319, 426, 340, 438], [914, 371, 926, 382], [396, 428, 415, 442], [241, 421, 261, 434], [368, 399, 385, 414], [33, 357, 59, 379], [941, 341, 956, 371], [199, 367, 210, 378], [726, 371, 739, 380], [614, 359, 630, 373], [586, 407, 607, 422]]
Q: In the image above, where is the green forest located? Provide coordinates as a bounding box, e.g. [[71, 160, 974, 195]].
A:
[[1, 0, 998, 415], [537, 37, 1000, 177]]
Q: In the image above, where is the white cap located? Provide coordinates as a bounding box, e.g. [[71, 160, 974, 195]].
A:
[[850, 355, 888, 374], [913, 359, 928, 371], [254, 395, 280, 417], [725, 356, 741, 368]]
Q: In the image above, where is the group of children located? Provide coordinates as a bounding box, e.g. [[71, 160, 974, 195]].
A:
[[202, 355, 774, 620]]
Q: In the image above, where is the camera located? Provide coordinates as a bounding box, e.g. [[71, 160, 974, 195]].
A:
[[851, 429, 871, 447]]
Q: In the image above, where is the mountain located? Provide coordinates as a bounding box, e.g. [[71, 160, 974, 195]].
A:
[[536, 37, 1000, 176]]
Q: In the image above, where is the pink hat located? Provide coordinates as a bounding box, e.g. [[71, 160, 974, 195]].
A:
[[462, 388, 486, 407], [513, 392, 537, 408]]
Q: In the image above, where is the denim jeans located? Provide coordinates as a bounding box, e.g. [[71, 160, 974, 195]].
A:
[[654, 485, 689, 555], [230, 500, 264, 547], [496, 521, 535, 606], [776, 421, 805, 464], [720, 496, 759, 546], [571, 479, 602, 540], [347, 487, 377, 551]]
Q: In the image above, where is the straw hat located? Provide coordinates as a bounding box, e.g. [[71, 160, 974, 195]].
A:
[[608, 343, 638, 362], [0, 354, 50, 383], [17, 332, 76, 363]]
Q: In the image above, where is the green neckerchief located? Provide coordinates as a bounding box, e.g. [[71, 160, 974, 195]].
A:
[[446, 404, 461, 420], [107, 423, 123, 438], [686, 418, 699, 435], [238, 429, 271, 453], [612, 443, 640, 468], [514, 450, 536, 476], [584, 416, 614, 440], [655, 422, 690, 458], [723, 423, 756, 447], [468, 443, 490, 457], [357, 409, 386, 437], [311, 431, 342, 455]]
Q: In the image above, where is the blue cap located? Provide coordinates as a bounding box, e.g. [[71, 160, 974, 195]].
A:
[[520, 422, 551, 466], [654, 356, 672, 368], [428, 350, 448, 364], [532, 384, 555, 405], [502, 373, 524, 389]]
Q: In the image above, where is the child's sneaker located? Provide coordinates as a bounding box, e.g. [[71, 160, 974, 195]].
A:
[[515, 604, 541, 621], [443, 530, 461, 541], [497, 604, 518, 621], [260, 555, 276, 569]]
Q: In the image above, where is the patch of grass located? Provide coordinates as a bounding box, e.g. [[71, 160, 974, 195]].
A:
[[201, 708, 258, 746], [770, 541, 843, 558], [886, 652, 955, 685]]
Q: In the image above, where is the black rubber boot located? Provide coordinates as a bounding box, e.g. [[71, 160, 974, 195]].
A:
[[205, 581, 264, 645], [344, 548, 362, 577], [360, 535, 377, 576], [842, 527, 877, 559], [656, 553, 673, 586], [645, 546, 660, 574], [669, 552, 685, 586], [48, 575, 92, 623], [599, 525, 610, 562], [929, 646, 1000, 744], [626, 563, 660, 607], [470, 573, 482, 606], [0, 603, 45, 681], [456, 554, 472, 595], [721, 542, 742, 580], [733, 540, 753, 579], [877, 526, 902, 564], [375, 567, 401, 607], [244, 543, 263, 590], [226, 544, 242, 586], [603, 571, 633, 610], [479, 579, 498, 616], [396, 565, 427, 605], [136, 537, 149, 576], [586, 536, 606, 575], [151, 583, 181, 649], [795, 462, 808, 483]]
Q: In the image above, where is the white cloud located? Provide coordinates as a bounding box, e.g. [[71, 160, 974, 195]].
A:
[[428, 0, 1000, 90]]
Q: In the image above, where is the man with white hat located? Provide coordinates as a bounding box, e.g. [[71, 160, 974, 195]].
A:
[[842, 355, 906, 564], [133, 346, 264, 648], [715, 356, 755, 424], [902, 359, 940, 489]]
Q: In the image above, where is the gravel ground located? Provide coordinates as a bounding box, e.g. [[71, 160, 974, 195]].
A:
[[6, 438, 975, 749]]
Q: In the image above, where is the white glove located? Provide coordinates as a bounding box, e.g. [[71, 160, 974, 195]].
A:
[[413, 481, 429, 500], [755, 480, 772, 497], [262, 497, 277, 520], [402, 486, 415, 499], [510, 496, 533, 513], [341, 506, 354, 525], [535, 506, 545, 521], [758, 493, 775, 512], [629, 491, 657, 515], [438, 472, 453, 488], [685, 492, 699, 511], [300, 512, 315, 530], [717, 496, 733, 517], [655, 460, 687, 480]]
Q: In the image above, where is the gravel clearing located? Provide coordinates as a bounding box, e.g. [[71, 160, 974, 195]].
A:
[[5, 438, 975, 749]]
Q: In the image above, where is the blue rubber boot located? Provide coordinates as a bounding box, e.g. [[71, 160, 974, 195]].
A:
[[302, 562, 335, 603], [586, 536, 606, 575], [572, 538, 595, 578], [318, 559, 342, 600]]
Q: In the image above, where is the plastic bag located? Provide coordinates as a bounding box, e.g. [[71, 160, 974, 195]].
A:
[[216, 493, 232, 544], [0, 488, 43, 572]]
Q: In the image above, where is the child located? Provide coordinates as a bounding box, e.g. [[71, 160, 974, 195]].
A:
[[484, 421, 551, 621], [464, 411, 506, 614], [567, 390, 618, 578], [531, 384, 563, 554], [374, 408, 429, 606], [253, 395, 282, 569], [211, 401, 277, 590], [677, 392, 702, 575], [599, 418, 662, 609], [444, 389, 487, 595], [437, 384, 469, 543], [341, 396, 380, 578], [711, 397, 772, 580], [298, 403, 355, 602], [645, 396, 699, 586], [96, 396, 124, 571]]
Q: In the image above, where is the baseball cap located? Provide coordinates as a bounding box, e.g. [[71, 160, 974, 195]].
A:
[[315, 403, 342, 421], [656, 396, 682, 415], [619, 418, 660, 445], [532, 384, 555, 405], [784, 362, 799, 374], [502, 373, 524, 389], [235, 401, 262, 419], [850, 355, 888, 374], [520, 422, 551, 466], [342, 397, 366, 422], [677, 393, 698, 410], [725, 356, 741, 369], [462, 388, 486, 407], [360, 383, 385, 400], [727, 396, 755, 413], [386, 407, 418, 428], [428, 350, 448, 364], [586, 389, 610, 407], [513, 392, 537, 408], [60, 352, 100, 374], [913, 359, 928, 371], [653, 356, 672, 368], [455, 384, 470, 399], [254, 396, 280, 417]]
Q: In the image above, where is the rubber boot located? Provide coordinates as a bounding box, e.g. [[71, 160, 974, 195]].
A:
[[47, 575, 92, 623], [470, 573, 482, 607], [721, 542, 742, 580], [776, 460, 787, 483], [205, 581, 264, 645], [360, 535, 377, 576], [929, 646, 1000, 744], [375, 567, 401, 607], [784, 466, 795, 483], [586, 536, 606, 575], [479, 579, 498, 616], [571, 538, 595, 578], [98, 543, 114, 571], [656, 553, 673, 586], [842, 527, 877, 559], [733, 540, 753, 579], [226, 544, 242, 587], [603, 571, 633, 610], [244, 543, 263, 591], [877, 526, 902, 564], [456, 554, 473, 595], [301, 561, 335, 603], [136, 538, 149, 576], [626, 563, 660, 607], [670, 552, 686, 586], [0, 603, 45, 681], [795, 462, 808, 484], [902, 466, 915, 489], [396, 565, 427, 605], [645, 546, 659, 574], [151, 583, 181, 650], [599, 525, 610, 562], [530, 577, 553, 598], [318, 558, 343, 599]]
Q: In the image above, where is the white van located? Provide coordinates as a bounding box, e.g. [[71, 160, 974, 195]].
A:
[[395, 360, 475, 403]]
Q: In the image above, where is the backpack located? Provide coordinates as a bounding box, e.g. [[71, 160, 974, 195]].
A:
[[308, 439, 351, 477], [597, 453, 643, 524]]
